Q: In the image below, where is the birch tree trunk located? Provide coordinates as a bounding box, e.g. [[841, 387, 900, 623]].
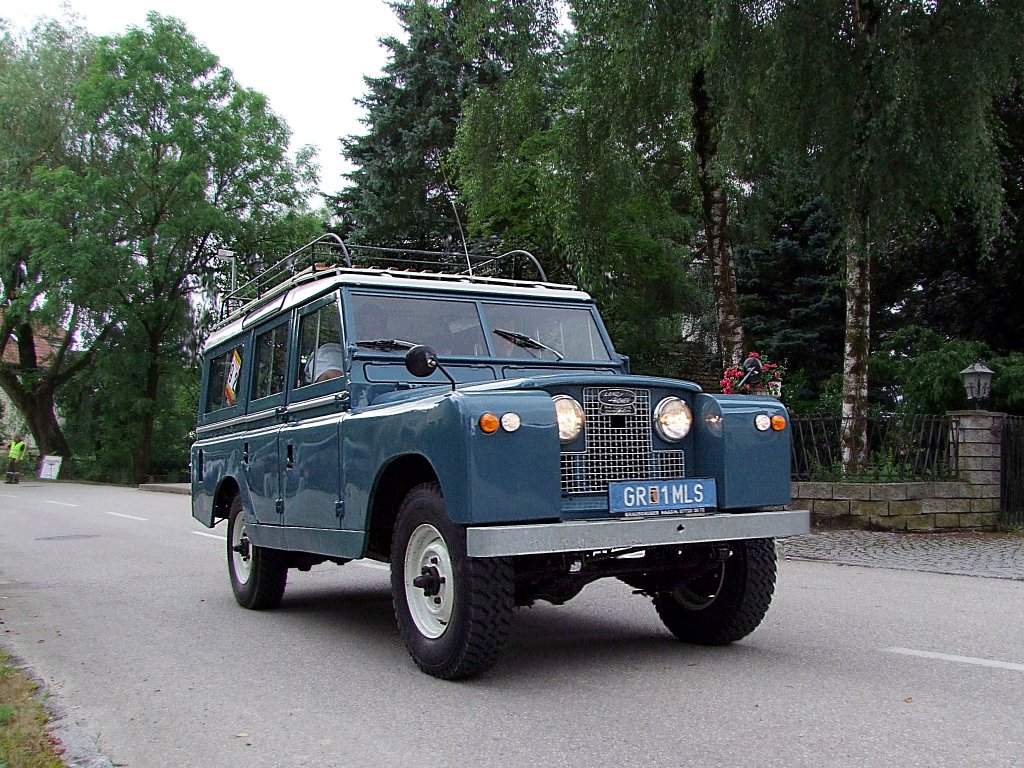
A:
[[841, 214, 871, 473]]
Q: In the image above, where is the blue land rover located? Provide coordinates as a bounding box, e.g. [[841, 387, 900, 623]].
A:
[[191, 235, 809, 679]]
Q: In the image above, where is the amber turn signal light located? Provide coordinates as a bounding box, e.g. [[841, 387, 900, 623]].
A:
[[479, 413, 500, 434], [771, 415, 787, 431]]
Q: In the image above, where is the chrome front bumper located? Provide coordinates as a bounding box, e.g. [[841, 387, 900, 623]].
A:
[[466, 509, 810, 558]]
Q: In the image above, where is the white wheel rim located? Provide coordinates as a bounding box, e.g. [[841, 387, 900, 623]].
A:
[[231, 516, 253, 585], [404, 523, 454, 639]]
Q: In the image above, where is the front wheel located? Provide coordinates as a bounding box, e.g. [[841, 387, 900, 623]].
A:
[[227, 495, 287, 610], [391, 483, 515, 680], [653, 538, 777, 645]]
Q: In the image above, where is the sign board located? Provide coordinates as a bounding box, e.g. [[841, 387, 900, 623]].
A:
[[39, 455, 63, 480]]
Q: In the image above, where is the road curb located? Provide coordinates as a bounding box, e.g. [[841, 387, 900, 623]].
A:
[[137, 483, 190, 495]]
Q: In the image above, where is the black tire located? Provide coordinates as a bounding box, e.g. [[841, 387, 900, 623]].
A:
[[227, 494, 287, 610], [653, 538, 777, 645], [390, 482, 515, 680]]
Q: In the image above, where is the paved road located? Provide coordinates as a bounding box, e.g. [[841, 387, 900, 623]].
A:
[[1, 483, 1023, 768]]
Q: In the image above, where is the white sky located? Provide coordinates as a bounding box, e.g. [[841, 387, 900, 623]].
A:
[[6, 0, 406, 199]]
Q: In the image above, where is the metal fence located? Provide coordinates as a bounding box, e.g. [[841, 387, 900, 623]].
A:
[[1002, 416, 1024, 527], [790, 414, 959, 482]]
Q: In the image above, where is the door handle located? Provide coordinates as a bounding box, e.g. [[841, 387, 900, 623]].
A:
[[286, 443, 294, 470]]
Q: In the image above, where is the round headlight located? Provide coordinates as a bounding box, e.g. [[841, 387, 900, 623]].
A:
[[552, 395, 584, 442], [653, 397, 693, 441]]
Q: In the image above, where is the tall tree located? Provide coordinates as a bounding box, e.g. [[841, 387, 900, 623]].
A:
[[736, 197, 844, 409], [564, 0, 752, 368], [875, 89, 1024, 356], [338, 0, 476, 249], [71, 13, 318, 481], [752, 0, 1023, 471], [453, 1, 702, 367], [0, 17, 107, 456], [2, 14, 319, 477]]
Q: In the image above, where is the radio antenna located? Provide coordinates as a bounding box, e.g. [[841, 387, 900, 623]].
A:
[[450, 198, 473, 276], [439, 161, 473, 276]]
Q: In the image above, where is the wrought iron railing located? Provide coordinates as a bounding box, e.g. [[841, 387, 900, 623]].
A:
[[1001, 415, 1024, 527], [790, 414, 959, 482]]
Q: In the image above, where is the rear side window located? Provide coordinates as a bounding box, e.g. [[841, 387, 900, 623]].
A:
[[252, 324, 289, 400], [298, 301, 343, 386], [206, 346, 244, 413]]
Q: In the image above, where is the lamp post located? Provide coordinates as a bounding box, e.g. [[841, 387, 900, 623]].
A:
[[214, 248, 237, 293], [960, 362, 994, 410]]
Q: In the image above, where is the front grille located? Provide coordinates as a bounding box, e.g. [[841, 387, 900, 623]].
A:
[[560, 387, 685, 494]]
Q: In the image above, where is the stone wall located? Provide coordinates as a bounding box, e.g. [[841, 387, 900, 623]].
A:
[[792, 480, 998, 531], [791, 410, 1004, 532]]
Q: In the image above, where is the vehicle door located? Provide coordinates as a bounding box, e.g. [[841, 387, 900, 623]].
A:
[[244, 315, 291, 523], [280, 294, 347, 529]]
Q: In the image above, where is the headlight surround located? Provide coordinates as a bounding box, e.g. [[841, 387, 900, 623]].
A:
[[552, 395, 585, 442], [653, 397, 693, 441]]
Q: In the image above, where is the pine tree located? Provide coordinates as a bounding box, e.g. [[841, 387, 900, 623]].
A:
[[338, 0, 476, 250]]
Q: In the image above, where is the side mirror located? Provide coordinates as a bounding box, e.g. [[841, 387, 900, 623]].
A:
[[405, 345, 439, 378], [743, 356, 763, 381]]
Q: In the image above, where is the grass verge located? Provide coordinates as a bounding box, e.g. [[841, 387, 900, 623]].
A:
[[0, 649, 65, 768]]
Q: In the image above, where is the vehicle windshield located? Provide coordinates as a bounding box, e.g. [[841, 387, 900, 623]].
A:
[[349, 293, 612, 362]]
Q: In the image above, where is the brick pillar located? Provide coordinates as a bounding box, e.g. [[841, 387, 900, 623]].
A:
[[949, 410, 1004, 524]]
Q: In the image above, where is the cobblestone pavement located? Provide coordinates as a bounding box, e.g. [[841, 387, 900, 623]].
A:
[[779, 530, 1024, 581]]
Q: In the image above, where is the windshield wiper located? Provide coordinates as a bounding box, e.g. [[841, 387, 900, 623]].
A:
[[493, 328, 564, 361], [356, 338, 417, 352]]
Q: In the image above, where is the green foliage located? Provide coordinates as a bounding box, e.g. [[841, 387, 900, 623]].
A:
[[736, 197, 844, 409], [450, 0, 705, 369], [991, 354, 1024, 414], [56, 338, 198, 483], [875, 90, 1024, 356], [871, 326, 1024, 416], [0, 13, 320, 476], [753, 1, 1021, 233], [0, 650, 65, 768], [338, 0, 475, 249]]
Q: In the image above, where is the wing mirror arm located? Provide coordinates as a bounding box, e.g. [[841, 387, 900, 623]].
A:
[[734, 356, 764, 393], [405, 345, 456, 391]]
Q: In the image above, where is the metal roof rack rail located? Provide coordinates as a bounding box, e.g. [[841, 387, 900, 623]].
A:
[[219, 236, 548, 320]]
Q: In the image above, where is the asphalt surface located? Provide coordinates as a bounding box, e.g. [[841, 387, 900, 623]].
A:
[[1, 481, 1020, 768], [142, 482, 1024, 581]]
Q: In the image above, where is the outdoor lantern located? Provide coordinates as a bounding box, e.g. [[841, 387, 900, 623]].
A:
[[215, 248, 238, 292], [960, 362, 994, 409]]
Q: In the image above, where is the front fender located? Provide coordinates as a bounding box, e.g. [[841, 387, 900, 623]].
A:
[[693, 393, 792, 508], [344, 390, 562, 526]]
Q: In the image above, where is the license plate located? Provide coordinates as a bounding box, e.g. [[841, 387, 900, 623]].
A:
[[608, 478, 717, 516]]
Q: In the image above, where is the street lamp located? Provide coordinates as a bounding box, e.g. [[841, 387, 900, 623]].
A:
[[214, 248, 237, 293], [960, 362, 994, 410]]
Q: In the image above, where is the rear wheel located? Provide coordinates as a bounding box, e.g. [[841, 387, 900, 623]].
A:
[[227, 495, 287, 610], [391, 482, 515, 679], [653, 538, 777, 645]]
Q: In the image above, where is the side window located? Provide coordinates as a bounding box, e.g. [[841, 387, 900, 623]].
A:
[[297, 301, 343, 387], [252, 323, 289, 402], [205, 345, 245, 413]]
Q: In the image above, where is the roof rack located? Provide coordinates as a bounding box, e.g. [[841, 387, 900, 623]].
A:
[[220, 235, 550, 320]]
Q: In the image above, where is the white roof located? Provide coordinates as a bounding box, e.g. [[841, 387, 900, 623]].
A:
[[204, 267, 593, 352]]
